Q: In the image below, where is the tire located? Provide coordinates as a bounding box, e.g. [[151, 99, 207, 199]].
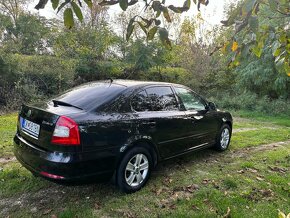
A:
[[116, 146, 153, 193], [215, 124, 232, 151]]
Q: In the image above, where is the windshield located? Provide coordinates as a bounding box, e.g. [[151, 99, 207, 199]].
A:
[[53, 82, 126, 111]]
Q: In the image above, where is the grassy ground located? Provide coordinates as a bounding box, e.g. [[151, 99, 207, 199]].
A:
[[0, 112, 289, 217]]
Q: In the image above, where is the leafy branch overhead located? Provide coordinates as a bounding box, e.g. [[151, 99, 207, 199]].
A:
[[219, 0, 289, 75], [34, 0, 209, 48]]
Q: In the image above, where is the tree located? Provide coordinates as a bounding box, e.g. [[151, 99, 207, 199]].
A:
[[1, 13, 53, 55], [0, 0, 29, 25], [33, 0, 209, 47], [34, 0, 289, 76], [219, 0, 289, 75]]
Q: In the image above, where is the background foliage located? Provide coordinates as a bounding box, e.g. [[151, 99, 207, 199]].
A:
[[0, 0, 289, 115]]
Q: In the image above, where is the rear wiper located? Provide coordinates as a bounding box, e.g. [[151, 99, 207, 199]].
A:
[[52, 100, 83, 110]]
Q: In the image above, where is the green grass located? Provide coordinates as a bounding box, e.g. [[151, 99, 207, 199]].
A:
[[233, 110, 290, 127], [0, 113, 290, 217], [0, 113, 17, 157], [231, 128, 290, 149]]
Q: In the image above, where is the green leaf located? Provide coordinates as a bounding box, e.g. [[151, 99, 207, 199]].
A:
[[137, 22, 147, 34], [152, 1, 161, 11], [268, 0, 278, 11], [84, 0, 93, 9], [159, 27, 171, 49], [140, 17, 153, 28], [241, 44, 250, 57], [248, 16, 258, 33], [242, 0, 256, 16], [35, 0, 49, 10], [57, 0, 70, 13], [63, 8, 74, 29], [99, 0, 119, 6], [126, 18, 135, 41], [168, 5, 183, 13], [147, 26, 158, 40], [183, 0, 191, 9], [71, 2, 83, 22], [272, 41, 281, 56], [154, 19, 161, 26], [162, 7, 171, 22], [51, 0, 59, 10], [156, 10, 161, 17], [251, 45, 262, 58], [119, 0, 128, 11]]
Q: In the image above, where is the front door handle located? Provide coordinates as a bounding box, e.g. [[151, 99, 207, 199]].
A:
[[142, 121, 156, 128], [191, 116, 204, 120]]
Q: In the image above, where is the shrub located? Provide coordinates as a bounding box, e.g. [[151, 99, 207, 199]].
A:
[[210, 92, 290, 116]]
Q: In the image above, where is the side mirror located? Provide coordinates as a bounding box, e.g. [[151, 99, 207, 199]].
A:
[[207, 102, 216, 110]]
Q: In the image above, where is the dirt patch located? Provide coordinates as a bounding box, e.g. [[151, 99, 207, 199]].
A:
[[233, 128, 258, 133], [229, 140, 290, 159], [0, 157, 16, 164], [233, 127, 278, 133]]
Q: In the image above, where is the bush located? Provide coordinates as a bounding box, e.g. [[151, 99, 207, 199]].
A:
[[210, 92, 290, 116], [0, 54, 77, 111], [75, 59, 125, 83]]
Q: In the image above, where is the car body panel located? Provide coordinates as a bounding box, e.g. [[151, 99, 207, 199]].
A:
[[14, 80, 233, 182]]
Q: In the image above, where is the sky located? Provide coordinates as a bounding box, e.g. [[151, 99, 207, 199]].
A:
[[29, 0, 236, 26]]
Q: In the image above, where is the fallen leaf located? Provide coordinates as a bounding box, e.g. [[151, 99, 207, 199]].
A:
[[186, 184, 199, 193], [223, 207, 231, 218], [51, 215, 57, 218], [169, 204, 176, 209], [144, 207, 150, 212], [278, 210, 286, 218], [247, 168, 258, 173], [43, 209, 52, 215], [259, 189, 274, 198], [191, 205, 200, 210], [232, 41, 238, 51], [256, 176, 264, 181], [237, 170, 244, 174], [94, 202, 101, 210], [268, 166, 287, 174], [156, 188, 163, 196], [202, 179, 210, 184]]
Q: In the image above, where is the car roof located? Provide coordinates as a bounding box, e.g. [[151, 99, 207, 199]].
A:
[[111, 79, 181, 88]]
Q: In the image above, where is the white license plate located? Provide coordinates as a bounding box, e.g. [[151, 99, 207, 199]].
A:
[[20, 117, 40, 138]]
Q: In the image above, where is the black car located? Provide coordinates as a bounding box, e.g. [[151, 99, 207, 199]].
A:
[[14, 80, 232, 193]]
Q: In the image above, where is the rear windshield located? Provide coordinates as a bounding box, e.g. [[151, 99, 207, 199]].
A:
[[54, 82, 126, 111]]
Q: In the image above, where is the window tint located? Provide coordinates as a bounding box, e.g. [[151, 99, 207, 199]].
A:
[[145, 86, 178, 111], [131, 91, 150, 112], [175, 87, 206, 110], [54, 82, 126, 110]]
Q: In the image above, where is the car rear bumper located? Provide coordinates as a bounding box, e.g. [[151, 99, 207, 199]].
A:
[[13, 133, 117, 182]]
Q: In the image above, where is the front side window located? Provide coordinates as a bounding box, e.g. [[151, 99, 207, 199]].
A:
[[145, 86, 178, 111], [175, 87, 206, 111]]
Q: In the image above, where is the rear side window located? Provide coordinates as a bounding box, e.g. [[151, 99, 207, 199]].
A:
[[131, 91, 151, 112], [175, 87, 206, 111], [145, 86, 178, 111]]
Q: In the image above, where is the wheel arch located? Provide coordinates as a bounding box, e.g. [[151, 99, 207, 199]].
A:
[[121, 138, 159, 168]]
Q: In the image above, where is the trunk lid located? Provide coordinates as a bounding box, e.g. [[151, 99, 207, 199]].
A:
[[18, 102, 83, 152]]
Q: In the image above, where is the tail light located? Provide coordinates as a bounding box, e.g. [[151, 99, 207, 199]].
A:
[[51, 116, 80, 145]]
